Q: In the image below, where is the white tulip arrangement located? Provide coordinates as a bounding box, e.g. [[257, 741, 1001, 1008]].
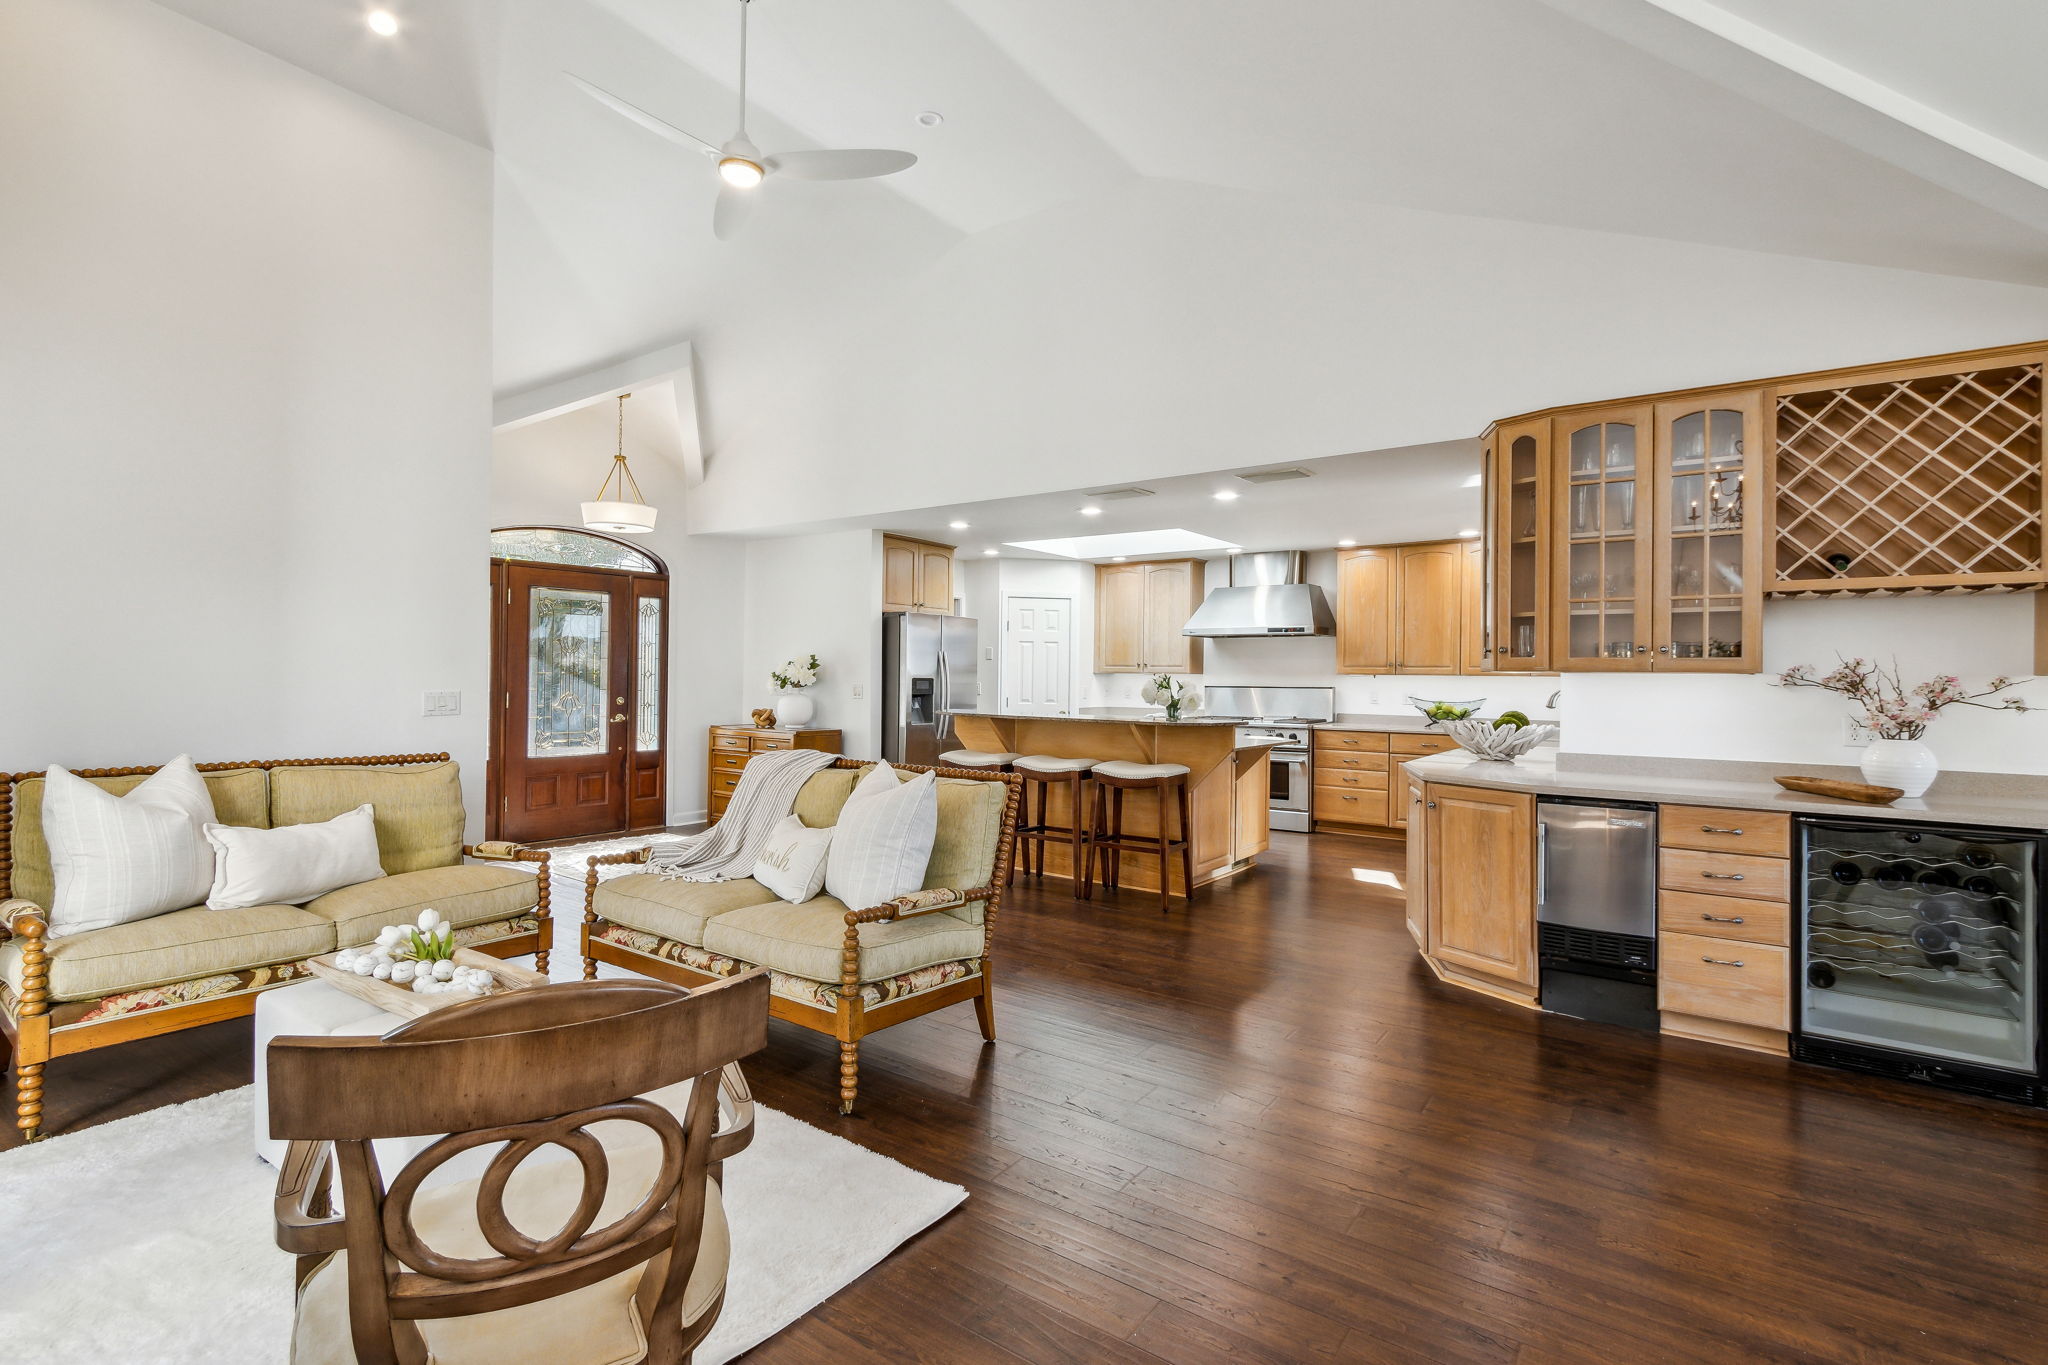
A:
[[332, 908, 497, 997]]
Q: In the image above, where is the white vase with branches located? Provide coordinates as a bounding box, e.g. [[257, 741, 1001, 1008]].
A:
[[1775, 658, 2033, 797]]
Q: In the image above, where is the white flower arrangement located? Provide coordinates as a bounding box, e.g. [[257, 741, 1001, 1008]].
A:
[[1141, 673, 1193, 720], [332, 908, 496, 997], [771, 653, 821, 691]]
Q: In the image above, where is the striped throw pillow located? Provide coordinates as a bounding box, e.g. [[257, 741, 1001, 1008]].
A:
[[825, 762, 938, 910], [43, 755, 218, 937]]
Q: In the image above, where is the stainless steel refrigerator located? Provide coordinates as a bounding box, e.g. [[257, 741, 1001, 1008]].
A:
[[881, 612, 978, 766]]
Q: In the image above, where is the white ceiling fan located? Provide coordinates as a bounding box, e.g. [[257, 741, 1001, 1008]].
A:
[[568, 0, 917, 240]]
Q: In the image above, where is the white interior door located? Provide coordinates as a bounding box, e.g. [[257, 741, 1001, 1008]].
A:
[[1003, 595, 1073, 715]]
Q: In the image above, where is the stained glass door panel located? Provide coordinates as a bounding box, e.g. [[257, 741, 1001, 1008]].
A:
[[1655, 392, 1763, 671], [529, 588, 609, 756], [1555, 408, 1652, 669]]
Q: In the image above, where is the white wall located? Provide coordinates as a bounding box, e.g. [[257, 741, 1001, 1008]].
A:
[[0, 0, 493, 827], [490, 401, 748, 825], [686, 177, 2048, 536], [1561, 594, 2048, 774], [742, 531, 882, 761]]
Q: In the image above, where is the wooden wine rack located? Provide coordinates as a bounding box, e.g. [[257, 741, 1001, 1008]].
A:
[[1770, 355, 2045, 595]]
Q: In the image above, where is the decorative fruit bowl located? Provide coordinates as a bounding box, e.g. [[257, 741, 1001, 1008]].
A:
[[1443, 717, 1558, 762], [1408, 696, 1485, 728]]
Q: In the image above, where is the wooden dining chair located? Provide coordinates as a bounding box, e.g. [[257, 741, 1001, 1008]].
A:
[[267, 972, 770, 1365]]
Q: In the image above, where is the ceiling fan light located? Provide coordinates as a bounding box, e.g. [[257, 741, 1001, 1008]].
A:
[[582, 500, 658, 534], [718, 156, 764, 188]]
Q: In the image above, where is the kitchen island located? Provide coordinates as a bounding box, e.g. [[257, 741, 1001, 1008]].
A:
[[950, 712, 1275, 895]]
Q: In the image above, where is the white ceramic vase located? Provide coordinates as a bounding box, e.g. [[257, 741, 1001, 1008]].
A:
[[1860, 737, 1938, 798], [775, 690, 815, 728]]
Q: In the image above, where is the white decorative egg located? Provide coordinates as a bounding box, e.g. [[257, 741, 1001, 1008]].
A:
[[433, 960, 456, 981]]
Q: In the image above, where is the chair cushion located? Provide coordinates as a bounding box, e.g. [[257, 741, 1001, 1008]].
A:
[[270, 762, 465, 875], [939, 750, 1019, 767], [6, 766, 267, 913], [593, 874, 781, 948], [1092, 761, 1191, 780], [702, 896, 985, 984], [303, 864, 539, 949], [0, 903, 334, 1002], [290, 1157, 727, 1365], [1013, 755, 1097, 774], [786, 767, 1006, 926]]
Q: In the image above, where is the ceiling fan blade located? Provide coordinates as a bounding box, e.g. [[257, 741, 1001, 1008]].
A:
[[713, 183, 755, 241], [565, 73, 720, 155], [764, 148, 917, 181]]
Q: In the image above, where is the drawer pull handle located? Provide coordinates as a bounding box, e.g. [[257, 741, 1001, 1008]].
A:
[[1700, 913, 1746, 924], [1700, 825, 1744, 835], [1701, 956, 1746, 967], [1701, 872, 1745, 881]]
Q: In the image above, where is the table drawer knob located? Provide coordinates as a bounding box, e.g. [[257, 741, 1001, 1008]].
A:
[[1700, 913, 1746, 924], [1701, 956, 1746, 968], [1701, 872, 1745, 881]]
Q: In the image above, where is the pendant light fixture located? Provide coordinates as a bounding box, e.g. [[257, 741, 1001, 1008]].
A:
[[581, 393, 658, 534]]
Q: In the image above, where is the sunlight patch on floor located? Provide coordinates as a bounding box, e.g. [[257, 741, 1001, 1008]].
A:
[[1352, 867, 1402, 889]]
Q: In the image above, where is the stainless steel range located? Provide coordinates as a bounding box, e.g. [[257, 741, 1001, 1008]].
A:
[[1206, 686, 1337, 834]]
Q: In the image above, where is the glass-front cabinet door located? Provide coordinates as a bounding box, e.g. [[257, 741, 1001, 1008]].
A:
[[1654, 391, 1763, 671], [1488, 418, 1550, 670], [1552, 406, 1654, 670]]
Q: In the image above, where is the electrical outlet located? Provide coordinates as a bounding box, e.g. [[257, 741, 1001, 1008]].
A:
[[422, 690, 461, 717], [1844, 716, 1873, 746]]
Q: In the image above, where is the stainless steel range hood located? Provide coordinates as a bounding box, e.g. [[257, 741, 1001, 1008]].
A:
[[1181, 551, 1335, 637]]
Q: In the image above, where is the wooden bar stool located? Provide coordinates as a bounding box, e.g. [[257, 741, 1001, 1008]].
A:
[[939, 748, 1020, 772], [1083, 761, 1194, 913], [1009, 755, 1099, 899]]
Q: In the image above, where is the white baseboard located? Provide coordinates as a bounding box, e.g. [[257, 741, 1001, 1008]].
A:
[[667, 807, 709, 831]]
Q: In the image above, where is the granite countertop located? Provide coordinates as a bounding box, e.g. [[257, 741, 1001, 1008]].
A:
[[960, 708, 1245, 727], [1404, 749, 2048, 831]]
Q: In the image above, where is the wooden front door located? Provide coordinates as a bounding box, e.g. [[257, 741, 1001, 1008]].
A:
[[491, 560, 667, 842]]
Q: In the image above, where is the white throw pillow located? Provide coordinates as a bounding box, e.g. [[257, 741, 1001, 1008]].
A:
[[204, 803, 386, 909], [42, 755, 218, 938], [751, 814, 834, 904], [825, 762, 938, 910]]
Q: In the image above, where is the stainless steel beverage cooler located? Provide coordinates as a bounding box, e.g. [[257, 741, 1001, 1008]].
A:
[[881, 611, 978, 767], [1796, 817, 2045, 1105]]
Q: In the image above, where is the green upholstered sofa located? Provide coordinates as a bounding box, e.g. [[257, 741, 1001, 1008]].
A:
[[582, 758, 1019, 1114], [0, 753, 551, 1140]]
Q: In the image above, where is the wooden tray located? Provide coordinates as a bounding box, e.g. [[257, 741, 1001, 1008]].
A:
[[307, 947, 550, 1019], [1774, 775, 1904, 806]]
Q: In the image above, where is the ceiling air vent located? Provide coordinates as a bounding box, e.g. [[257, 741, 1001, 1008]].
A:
[[1087, 486, 1156, 501], [1237, 468, 1313, 484]]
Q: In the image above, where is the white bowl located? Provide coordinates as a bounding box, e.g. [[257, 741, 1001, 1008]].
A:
[[1442, 718, 1557, 761]]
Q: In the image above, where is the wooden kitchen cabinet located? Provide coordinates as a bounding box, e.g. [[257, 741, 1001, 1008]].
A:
[[1094, 559, 1205, 673], [1460, 538, 1488, 674], [881, 535, 956, 614], [1485, 417, 1552, 670], [1336, 540, 1464, 675], [1402, 770, 1428, 946], [1424, 783, 1537, 998]]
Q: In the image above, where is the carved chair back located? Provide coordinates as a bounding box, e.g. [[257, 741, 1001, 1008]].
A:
[[267, 972, 769, 1365]]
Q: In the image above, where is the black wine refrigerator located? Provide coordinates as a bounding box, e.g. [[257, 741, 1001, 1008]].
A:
[[1795, 816, 2046, 1106]]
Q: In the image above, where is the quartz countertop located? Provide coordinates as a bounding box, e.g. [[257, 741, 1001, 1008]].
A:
[[1404, 749, 2048, 831]]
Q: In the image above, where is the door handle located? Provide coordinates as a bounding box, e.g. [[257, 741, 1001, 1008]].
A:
[[610, 713, 627, 723]]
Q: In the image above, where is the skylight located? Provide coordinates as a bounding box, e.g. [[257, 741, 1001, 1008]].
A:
[[1003, 528, 1239, 559]]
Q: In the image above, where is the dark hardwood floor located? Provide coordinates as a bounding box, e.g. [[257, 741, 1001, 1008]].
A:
[[11, 831, 2048, 1363]]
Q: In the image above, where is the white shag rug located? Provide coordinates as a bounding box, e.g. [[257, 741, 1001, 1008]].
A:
[[531, 831, 692, 912], [0, 1085, 963, 1363]]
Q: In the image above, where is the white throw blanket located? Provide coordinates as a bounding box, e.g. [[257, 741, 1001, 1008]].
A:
[[649, 748, 838, 881]]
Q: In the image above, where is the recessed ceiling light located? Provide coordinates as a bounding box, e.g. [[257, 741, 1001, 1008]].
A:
[[366, 8, 400, 36], [916, 110, 944, 128], [1462, 473, 1483, 488], [1459, 528, 1481, 538], [1336, 539, 1356, 547], [982, 548, 998, 556], [948, 520, 969, 530], [1111, 556, 1128, 562], [1079, 505, 1103, 516], [1212, 490, 1240, 502]]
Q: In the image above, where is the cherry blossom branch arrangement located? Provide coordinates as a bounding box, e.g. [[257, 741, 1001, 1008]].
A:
[[1775, 658, 2033, 740]]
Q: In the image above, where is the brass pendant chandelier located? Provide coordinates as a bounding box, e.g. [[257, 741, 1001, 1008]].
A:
[[581, 393, 657, 534]]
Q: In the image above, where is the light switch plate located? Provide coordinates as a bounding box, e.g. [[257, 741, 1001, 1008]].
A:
[[423, 690, 462, 717], [851, 683, 865, 699]]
